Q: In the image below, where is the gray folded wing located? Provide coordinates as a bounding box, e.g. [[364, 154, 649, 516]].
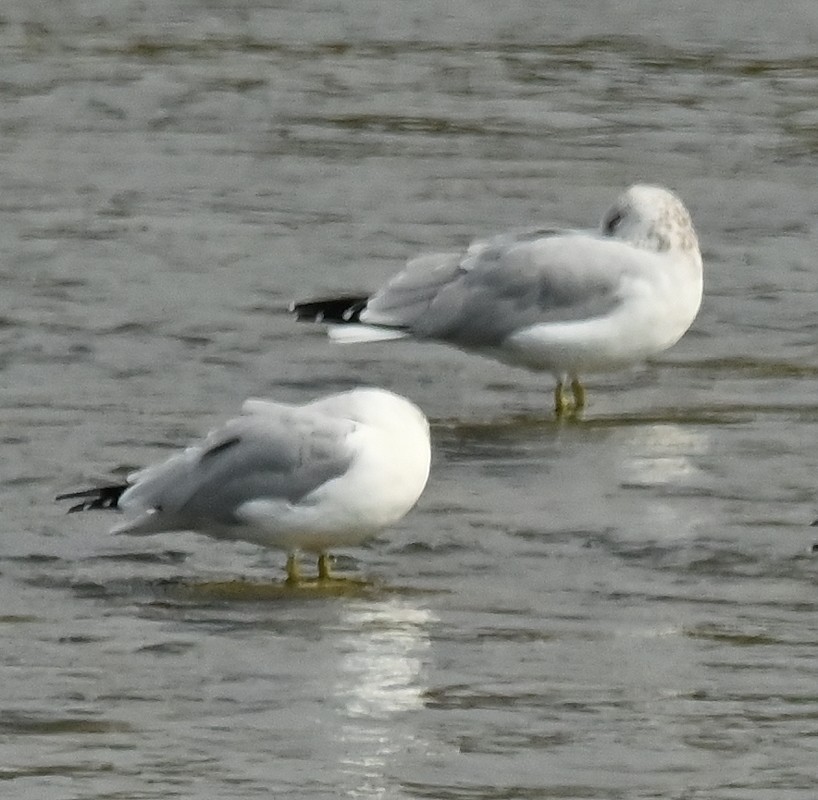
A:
[[122, 413, 355, 526], [362, 252, 465, 328], [362, 231, 641, 348]]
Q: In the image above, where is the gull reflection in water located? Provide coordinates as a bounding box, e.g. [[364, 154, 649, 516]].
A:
[[623, 424, 709, 487], [615, 423, 711, 542], [333, 599, 435, 798]]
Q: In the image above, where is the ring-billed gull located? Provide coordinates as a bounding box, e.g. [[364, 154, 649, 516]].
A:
[[56, 388, 431, 584], [292, 184, 703, 415]]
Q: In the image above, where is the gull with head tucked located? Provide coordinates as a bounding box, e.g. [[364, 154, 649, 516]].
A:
[[292, 184, 703, 415], [56, 388, 431, 585]]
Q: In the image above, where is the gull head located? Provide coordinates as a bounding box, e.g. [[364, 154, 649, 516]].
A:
[[322, 387, 429, 435], [600, 184, 699, 256]]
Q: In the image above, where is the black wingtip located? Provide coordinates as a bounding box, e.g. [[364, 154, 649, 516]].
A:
[[56, 484, 128, 513], [290, 295, 369, 324]]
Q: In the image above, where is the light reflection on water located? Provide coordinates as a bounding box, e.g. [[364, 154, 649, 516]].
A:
[[335, 601, 435, 798], [622, 423, 710, 486]]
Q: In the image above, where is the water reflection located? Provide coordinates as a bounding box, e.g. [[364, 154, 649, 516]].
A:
[[333, 600, 435, 798], [622, 423, 710, 487]]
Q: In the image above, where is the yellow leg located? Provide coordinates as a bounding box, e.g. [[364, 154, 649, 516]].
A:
[[285, 553, 301, 585], [317, 553, 332, 581], [570, 378, 586, 410], [554, 380, 568, 416]]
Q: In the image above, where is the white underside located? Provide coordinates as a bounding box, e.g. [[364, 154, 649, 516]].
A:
[[502, 300, 693, 376]]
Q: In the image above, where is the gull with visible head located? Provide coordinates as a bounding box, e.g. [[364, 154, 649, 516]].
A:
[[56, 388, 431, 584], [292, 184, 703, 415]]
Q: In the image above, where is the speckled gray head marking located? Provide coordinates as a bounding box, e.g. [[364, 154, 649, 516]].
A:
[[601, 184, 699, 255]]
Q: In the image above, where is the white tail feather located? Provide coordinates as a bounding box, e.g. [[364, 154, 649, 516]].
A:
[[328, 325, 408, 344]]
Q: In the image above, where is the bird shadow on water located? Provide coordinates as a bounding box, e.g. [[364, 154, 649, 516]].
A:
[[433, 400, 783, 439], [158, 575, 439, 604], [58, 569, 444, 608]]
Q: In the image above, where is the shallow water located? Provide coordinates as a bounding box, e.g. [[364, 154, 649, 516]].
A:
[[4, 1, 818, 798]]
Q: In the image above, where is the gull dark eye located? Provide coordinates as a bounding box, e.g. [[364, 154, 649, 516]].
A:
[[604, 211, 623, 235]]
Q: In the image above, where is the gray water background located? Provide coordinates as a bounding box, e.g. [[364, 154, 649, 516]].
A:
[[3, 1, 818, 797]]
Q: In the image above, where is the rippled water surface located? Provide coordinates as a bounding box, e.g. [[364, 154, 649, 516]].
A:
[[4, 1, 818, 798]]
